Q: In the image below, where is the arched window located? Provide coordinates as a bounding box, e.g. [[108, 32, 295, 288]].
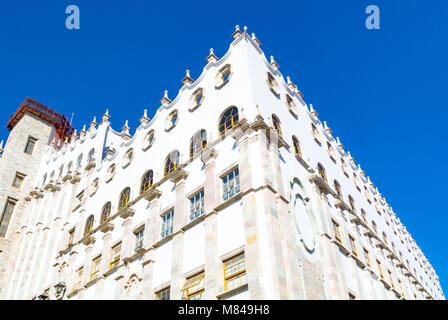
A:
[[84, 215, 94, 236], [140, 170, 153, 194], [164, 150, 180, 177], [334, 180, 343, 199], [292, 136, 302, 158], [327, 142, 336, 161], [190, 129, 207, 160], [271, 115, 283, 137], [348, 195, 357, 213], [76, 154, 83, 168], [58, 165, 64, 179], [382, 232, 388, 244], [372, 221, 378, 233], [100, 202, 111, 223], [361, 209, 367, 222], [118, 187, 131, 209], [87, 148, 95, 163], [317, 163, 328, 184], [67, 161, 73, 173], [218, 107, 239, 136]]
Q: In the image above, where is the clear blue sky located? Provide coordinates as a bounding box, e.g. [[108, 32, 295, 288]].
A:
[[0, 1, 447, 297]]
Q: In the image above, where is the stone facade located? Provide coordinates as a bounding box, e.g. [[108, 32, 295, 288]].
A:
[[0, 112, 56, 297], [0, 26, 444, 300]]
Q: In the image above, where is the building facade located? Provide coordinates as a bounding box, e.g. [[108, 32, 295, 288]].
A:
[[0, 26, 444, 300]]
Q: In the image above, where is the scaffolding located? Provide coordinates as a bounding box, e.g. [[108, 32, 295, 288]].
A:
[[6, 97, 74, 142]]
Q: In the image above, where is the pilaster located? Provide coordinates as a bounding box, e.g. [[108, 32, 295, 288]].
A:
[[201, 149, 220, 299], [141, 249, 155, 300], [169, 170, 189, 300]]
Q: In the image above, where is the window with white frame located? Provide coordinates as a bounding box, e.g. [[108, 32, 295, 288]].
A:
[[161, 209, 174, 238], [134, 228, 144, 252], [190, 190, 204, 220], [222, 167, 240, 201]]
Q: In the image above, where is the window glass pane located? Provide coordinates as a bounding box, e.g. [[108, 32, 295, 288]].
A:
[[0, 200, 16, 237], [190, 190, 204, 220], [135, 229, 144, 252], [224, 253, 246, 291], [161, 209, 174, 238], [222, 168, 240, 201]]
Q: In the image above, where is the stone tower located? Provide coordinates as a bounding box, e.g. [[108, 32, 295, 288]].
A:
[[0, 97, 72, 296]]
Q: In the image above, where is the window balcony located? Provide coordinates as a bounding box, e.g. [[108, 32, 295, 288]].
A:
[[308, 173, 334, 196]]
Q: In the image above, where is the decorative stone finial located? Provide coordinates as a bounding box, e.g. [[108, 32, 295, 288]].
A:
[[90, 116, 97, 129], [102, 109, 111, 123], [160, 90, 171, 105], [347, 151, 355, 164], [232, 25, 243, 39], [323, 121, 332, 135], [270, 55, 280, 70], [336, 137, 344, 150], [181, 69, 194, 85], [80, 125, 86, 137], [255, 104, 263, 120], [358, 164, 366, 176], [251, 33, 261, 46], [205, 48, 218, 63], [140, 109, 150, 125], [240, 107, 246, 121], [243, 26, 248, 33], [0, 140, 4, 153], [309, 104, 318, 117], [286, 76, 295, 90], [71, 129, 78, 141], [295, 84, 304, 98], [121, 120, 131, 140]]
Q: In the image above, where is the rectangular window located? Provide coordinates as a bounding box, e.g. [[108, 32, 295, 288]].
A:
[[224, 253, 247, 291], [24, 137, 37, 155], [155, 287, 170, 300], [12, 173, 25, 189], [181, 272, 204, 300], [377, 260, 384, 280], [222, 167, 240, 201], [364, 248, 371, 267], [68, 228, 75, 246], [398, 279, 406, 298], [0, 198, 17, 238], [73, 267, 83, 292], [90, 255, 101, 280], [190, 190, 204, 220], [161, 209, 174, 239], [349, 235, 357, 257], [388, 270, 395, 289], [331, 219, 342, 244], [134, 228, 144, 253], [110, 243, 121, 269], [76, 191, 84, 202]]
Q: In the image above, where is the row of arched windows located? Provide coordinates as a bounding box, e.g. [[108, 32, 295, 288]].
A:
[[80, 108, 293, 239], [83, 185, 133, 236]]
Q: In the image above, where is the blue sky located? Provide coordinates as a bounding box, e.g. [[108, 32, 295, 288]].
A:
[[0, 1, 447, 297]]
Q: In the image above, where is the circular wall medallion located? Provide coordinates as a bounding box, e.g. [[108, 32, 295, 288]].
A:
[[291, 181, 315, 252]]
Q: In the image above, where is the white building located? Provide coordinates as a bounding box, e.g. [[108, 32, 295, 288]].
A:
[[0, 26, 444, 300]]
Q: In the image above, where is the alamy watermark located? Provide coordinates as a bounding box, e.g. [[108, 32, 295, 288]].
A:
[[365, 5, 380, 30], [66, 5, 80, 30]]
